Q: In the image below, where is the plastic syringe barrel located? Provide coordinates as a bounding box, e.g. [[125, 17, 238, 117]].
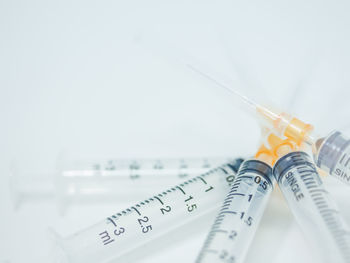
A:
[[52, 159, 244, 263], [196, 159, 274, 263], [274, 151, 350, 263]]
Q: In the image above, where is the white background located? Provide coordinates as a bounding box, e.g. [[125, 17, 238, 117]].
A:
[[1, 0, 350, 262]]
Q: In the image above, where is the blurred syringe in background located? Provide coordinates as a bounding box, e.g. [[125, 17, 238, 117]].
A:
[[10, 156, 232, 214]]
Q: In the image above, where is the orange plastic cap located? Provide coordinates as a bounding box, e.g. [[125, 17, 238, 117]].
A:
[[267, 133, 295, 157]]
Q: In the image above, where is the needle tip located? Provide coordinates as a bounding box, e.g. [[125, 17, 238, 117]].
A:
[[186, 63, 259, 112]]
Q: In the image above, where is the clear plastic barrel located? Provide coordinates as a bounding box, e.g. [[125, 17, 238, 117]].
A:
[[51, 159, 244, 263], [315, 130, 350, 186], [274, 151, 350, 263], [196, 159, 274, 263]]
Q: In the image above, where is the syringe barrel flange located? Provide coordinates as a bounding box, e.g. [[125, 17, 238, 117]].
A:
[[316, 131, 350, 174], [273, 151, 316, 183]]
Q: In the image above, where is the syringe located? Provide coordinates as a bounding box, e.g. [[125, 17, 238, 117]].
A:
[[51, 158, 244, 263], [273, 147, 350, 262], [188, 64, 350, 186], [196, 135, 293, 263], [11, 157, 230, 214]]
